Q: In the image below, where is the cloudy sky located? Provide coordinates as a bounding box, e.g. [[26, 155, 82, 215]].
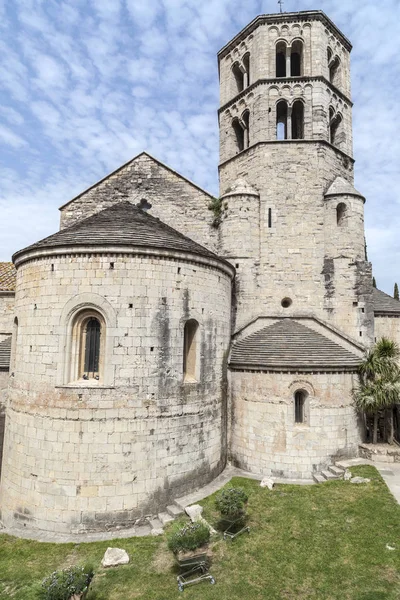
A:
[[0, 0, 399, 294]]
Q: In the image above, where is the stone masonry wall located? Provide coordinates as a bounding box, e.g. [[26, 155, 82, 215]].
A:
[[0, 252, 232, 534], [0, 294, 14, 338], [229, 369, 360, 478], [375, 316, 400, 346], [59, 153, 219, 254], [0, 370, 8, 479]]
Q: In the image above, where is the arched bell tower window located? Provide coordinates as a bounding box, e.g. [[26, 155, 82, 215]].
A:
[[276, 41, 287, 78], [329, 55, 341, 88], [329, 108, 343, 147], [276, 100, 288, 140], [291, 100, 304, 139], [183, 319, 199, 382], [243, 53, 251, 87], [291, 40, 303, 76], [336, 202, 347, 226], [232, 111, 250, 153], [232, 62, 244, 94]]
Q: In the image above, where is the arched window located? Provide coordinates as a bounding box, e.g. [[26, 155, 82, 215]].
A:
[[294, 390, 306, 423], [336, 202, 347, 226], [232, 118, 244, 152], [232, 62, 244, 94], [329, 109, 343, 146], [243, 53, 250, 87], [242, 110, 250, 148], [329, 56, 341, 87], [327, 47, 333, 67], [276, 41, 287, 77], [183, 319, 199, 382], [69, 309, 105, 383], [276, 100, 288, 140], [291, 40, 303, 76], [291, 100, 304, 139]]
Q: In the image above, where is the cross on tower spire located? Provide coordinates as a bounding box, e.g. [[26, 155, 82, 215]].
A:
[[278, 0, 284, 13]]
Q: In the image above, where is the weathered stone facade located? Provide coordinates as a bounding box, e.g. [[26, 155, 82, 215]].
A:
[[0, 10, 399, 535]]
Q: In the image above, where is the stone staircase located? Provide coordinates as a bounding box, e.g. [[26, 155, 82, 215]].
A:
[[148, 503, 185, 534], [312, 464, 346, 484]]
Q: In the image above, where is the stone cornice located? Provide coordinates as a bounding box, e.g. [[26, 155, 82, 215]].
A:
[[218, 11, 352, 59], [13, 245, 236, 279], [219, 76, 352, 114], [218, 140, 355, 170]]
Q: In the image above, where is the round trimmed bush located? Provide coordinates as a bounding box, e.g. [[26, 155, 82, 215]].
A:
[[215, 487, 248, 518], [37, 565, 94, 600], [167, 522, 210, 554]]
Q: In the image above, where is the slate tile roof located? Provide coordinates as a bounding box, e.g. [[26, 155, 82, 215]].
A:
[[14, 201, 220, 262], [0, 337, 11, 370], [0, 262, 16, 292], [230, 319, 361, 371], [372, 288, 400, 316]]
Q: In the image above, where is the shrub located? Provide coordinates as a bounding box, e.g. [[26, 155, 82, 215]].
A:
[[167, 522, 210, 554], [37, 565, 94, 600], [215, 487, 248, 518]]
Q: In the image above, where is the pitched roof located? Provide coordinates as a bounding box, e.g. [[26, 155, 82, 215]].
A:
[[0, 262, 16, 292], [14, 201, 224, 264], [230, 319, 361, 371], [373, 288, 400, 316], [0, 337, 11, 369]]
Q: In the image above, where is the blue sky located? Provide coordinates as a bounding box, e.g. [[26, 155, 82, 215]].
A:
[[0, 0, 399, 294]]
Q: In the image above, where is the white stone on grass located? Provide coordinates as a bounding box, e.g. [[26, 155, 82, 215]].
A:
[[185, 504, 203, 522], [350, 477, 371, 485], [260, 477, 275, 490], [344, 469, 352, 481], [101, 547, 129, 568]]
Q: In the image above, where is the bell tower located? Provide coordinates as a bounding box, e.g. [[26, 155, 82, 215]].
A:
[[217, 10, 373, 344]]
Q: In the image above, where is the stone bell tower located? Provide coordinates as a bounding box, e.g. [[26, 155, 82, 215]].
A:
[[217, 10, 373, 343]]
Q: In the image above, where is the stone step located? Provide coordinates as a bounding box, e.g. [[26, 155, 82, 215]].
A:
[[167, 504, 184, 518], [148, 517, 163, 531], [158, 512, 174, 526], [312, 474, 325, 484], [321, 470, 339, 481], [328, 465, 345, 477]]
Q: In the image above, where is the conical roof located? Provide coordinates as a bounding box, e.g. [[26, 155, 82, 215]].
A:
[[221, 178, 259, 197], [325, 177, 365, 200], [13, 202, 224, 265]]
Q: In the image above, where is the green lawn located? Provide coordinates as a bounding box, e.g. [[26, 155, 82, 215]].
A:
[[0, 466, 399, 600]]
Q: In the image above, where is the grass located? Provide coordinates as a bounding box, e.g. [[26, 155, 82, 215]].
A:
[[0, 466, 399, 600]]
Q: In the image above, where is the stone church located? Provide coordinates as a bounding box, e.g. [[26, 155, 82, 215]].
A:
[[0, 10, 399, 535]]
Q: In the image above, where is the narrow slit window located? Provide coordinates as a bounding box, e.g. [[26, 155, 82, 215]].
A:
[[336, 202, 347, 226], [183, 319, 199, 382], [295, 391, 306, 423], [268, 208, 272, 228]]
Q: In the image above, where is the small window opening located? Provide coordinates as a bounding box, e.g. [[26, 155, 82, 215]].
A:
[[291, 100, 304, 140], [281, 297, 292, 308], [83, 317, 101, 379], [276, 42, 287, 77], [150, 346, 154, 352], [137, 198, 152, 212], [232, 62, 244, 94], [243, 53, 250, 87], [109, 262, 114, 270], [353, 302, 358, 307], [129, 303, 133, 309], [177, 267, 181, 274], [276, 101, 288, 140], [360, 331, 363, 337], [51, 264, 54, 271], [235, 263, 239, 269], [183, 319, 199, 382], [290, 41, 303, 76], [268, 208, 272, 228], [295, 391, 306, 423], [336, 202, 347, 226]]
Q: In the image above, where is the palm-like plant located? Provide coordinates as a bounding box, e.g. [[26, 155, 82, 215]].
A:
[[354, 337, 400, 444]]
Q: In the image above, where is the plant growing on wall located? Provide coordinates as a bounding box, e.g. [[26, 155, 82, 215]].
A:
[[37, 565, 94, 600], [354, 337, 400, 444], [208, 197, 224, 228]]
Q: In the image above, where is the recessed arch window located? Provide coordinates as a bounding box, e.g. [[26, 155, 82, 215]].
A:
[[329, 108, 343, 147], [291, 40, 303, 76], [69, 309, 105, 383], [276, 41, 287, 77], [232, 62, 244, 94], [276, 100, 288, 140], [243, 53, 251, 87], [294, 390, 307, 423], [291, 100, 304, 139], [329, 56, 341, 87], [336, 202, 347, 226], [183, 319, 199, 382], [232, 118, 244, 152]]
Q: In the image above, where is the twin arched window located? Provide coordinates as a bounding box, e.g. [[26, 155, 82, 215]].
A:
[[276, 100, 304, 140], [232, 53, 251, 95], [232, 110, 250, 153], [327, 48, 341, 88], [276, 40, 303, 78], [329, 107, 343, 147]]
